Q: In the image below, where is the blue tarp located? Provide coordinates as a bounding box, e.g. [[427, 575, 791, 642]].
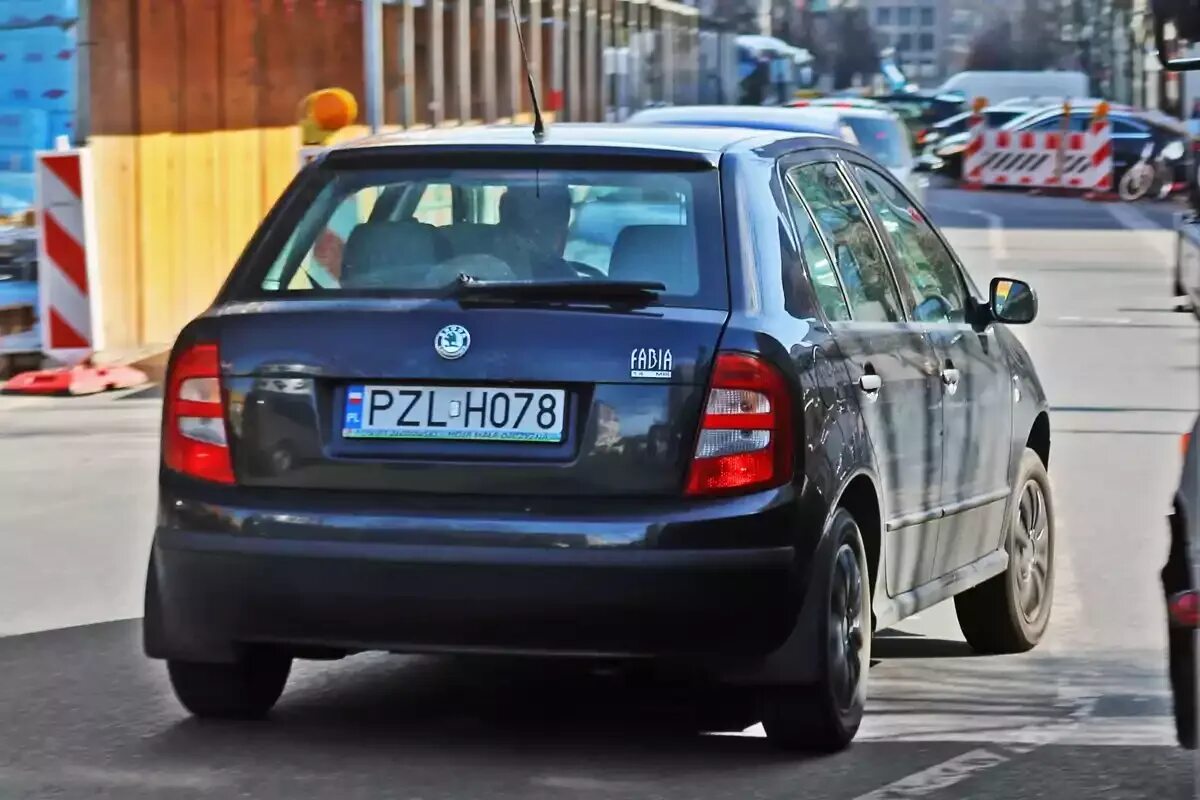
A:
[[0, 0, 78, 211]]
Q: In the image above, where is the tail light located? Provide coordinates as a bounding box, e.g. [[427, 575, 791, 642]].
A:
[[916, 129, 929, 144], [685, 353, 793, 496], [1169, 590, 1199, 628], [1183, 430, 1193, 457], [163, 343, 234, 484]]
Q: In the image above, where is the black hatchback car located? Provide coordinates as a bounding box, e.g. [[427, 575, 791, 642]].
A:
[[145, 125, 1053, 752]]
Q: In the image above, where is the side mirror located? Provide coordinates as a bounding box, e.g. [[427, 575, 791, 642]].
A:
[[989, 277, 1037, 324]]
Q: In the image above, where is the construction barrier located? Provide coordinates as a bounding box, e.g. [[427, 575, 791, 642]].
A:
[[2, 148, 147, 394], [34, 149, 100, 364], [964, 100, 1113, 195]]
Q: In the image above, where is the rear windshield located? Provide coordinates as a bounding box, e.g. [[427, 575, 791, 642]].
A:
[[843, 117, 911, 168], [244, 165, 727, 310]]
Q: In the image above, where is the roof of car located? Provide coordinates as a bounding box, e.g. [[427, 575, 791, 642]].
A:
[[331, 122, 844, 158], [822, 106, 899, 122]]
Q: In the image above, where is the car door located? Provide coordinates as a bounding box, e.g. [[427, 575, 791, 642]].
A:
[[786, 159, 943, 596], [848, 162, 1012, 577], [1109, 116, 1154, 172]]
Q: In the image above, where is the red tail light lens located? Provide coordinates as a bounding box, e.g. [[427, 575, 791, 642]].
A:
[[1169, 590, 1199, 628], [685, 353, 793, 496], [163, 343, 234, 484]]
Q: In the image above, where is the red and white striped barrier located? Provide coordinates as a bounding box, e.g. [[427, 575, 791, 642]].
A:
[[964, 115, 1113, 194], [35, 149, 101, 364]]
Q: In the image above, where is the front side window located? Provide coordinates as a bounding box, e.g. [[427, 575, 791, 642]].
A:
[[254, 166, 724, 308], [789, 162, 904, 323], [852, 165, 968, 324]]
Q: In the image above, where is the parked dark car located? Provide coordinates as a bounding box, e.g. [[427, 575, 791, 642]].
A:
[[144, 124, 1054, 752], [872, 91, 965, 135], [915, 106, 1039, 175], [932, 106, 1192, 185], [919, 106, 1036, 148], [1165, 418, 1199, 748]]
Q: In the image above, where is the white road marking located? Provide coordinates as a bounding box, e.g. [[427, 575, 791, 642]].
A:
[[0, 765, 227, 790], [1106, 202, 1161, 231], [1055, 315, 1134, 325], [1105, 202, 1175, 262], [968, 209, 1008, 262], [533, 776, 650, 791], [848, 748, 1010, 800]]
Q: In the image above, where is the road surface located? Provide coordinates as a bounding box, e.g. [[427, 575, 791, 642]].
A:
[[0, 188, 1197, 799]]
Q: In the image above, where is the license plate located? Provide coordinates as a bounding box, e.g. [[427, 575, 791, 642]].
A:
[[342, 384, 567, 442]]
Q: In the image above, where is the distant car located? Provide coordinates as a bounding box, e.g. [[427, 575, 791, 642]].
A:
[[915, 106, 1039, 175], [918, 106, 1037, 149], [145, 124, 1053, 753], [871, 91, 965, 130], [929, 106, 1190, 185], [1165, 418, 1199, 749], [1002, 106, 1191, 186], [629, 105, 926, 203], [627, 105, 854, 142]]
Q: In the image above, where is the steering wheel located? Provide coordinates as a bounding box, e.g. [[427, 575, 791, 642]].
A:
[[915, 294, 955, 323], [569, 261, 606, 280]]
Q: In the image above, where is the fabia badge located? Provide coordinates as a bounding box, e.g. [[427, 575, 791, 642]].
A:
[[434, 325, 471, 360], [630, 347, 672, 379]]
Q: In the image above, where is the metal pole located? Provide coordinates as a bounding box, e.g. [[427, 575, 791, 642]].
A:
[[401, 0, 417, 127], [484, 0, 497, 121], [363, 0, 385, 133]]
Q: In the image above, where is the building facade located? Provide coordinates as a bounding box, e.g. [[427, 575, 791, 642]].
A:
[[863, 0, 1016, 87]]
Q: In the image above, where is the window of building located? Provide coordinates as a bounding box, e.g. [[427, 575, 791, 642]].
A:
[[897, 6, 913, 25], [897, 32, 913, 51], [919, 6, 934, 26], [918, 32, 934, 51], [877, 7, 892, 25]]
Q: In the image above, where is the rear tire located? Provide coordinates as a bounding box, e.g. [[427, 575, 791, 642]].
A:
[[955, 449, 1055, 654], [761, 508, 870, 752], [1119, 165, 1153, 201], [167, 651, 292, 720]]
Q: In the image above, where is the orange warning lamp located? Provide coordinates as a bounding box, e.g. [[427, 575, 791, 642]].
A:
[[299, 88, 358, 146], [1092, 100, 1110, 123], [972, 96, 987, 114]]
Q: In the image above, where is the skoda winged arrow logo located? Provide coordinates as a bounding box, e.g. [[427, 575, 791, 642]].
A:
[[434, 325, 471, 360]]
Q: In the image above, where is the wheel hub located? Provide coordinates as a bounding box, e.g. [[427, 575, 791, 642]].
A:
[[829, 544, 864, 712], [1013, 479, 1050, 624]]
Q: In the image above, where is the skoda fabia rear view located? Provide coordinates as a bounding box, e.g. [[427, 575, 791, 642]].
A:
[[147, 128, 1052, 753]]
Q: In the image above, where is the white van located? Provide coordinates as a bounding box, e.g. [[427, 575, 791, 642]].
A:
[[937, 71, 1089, 105]]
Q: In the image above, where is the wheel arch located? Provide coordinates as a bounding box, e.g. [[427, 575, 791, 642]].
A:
[[832, 470, 883, 599], [1027, 411, 1051, 468]]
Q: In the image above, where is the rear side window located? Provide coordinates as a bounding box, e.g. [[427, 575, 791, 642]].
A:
[[789, 163, 905, 323], [781, 173, 850, 322], [252, 166, 725, 309]]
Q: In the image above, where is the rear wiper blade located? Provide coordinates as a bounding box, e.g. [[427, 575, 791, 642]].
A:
[[447, 275, 665, 304]]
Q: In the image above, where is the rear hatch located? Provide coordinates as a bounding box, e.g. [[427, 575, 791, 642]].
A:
[[213, 150, 730, 497]]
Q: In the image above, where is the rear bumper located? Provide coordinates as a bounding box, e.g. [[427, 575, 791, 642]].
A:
[[146, 486, 809, 667]]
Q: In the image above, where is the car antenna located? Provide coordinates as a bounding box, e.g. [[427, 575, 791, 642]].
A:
[[506, 0, 546, 141]]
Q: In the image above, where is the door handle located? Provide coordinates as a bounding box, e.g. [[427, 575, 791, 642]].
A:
[[858, 374, 882, 393]]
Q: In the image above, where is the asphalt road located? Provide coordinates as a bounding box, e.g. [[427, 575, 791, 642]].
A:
[[0, 187, 1197, 799]]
